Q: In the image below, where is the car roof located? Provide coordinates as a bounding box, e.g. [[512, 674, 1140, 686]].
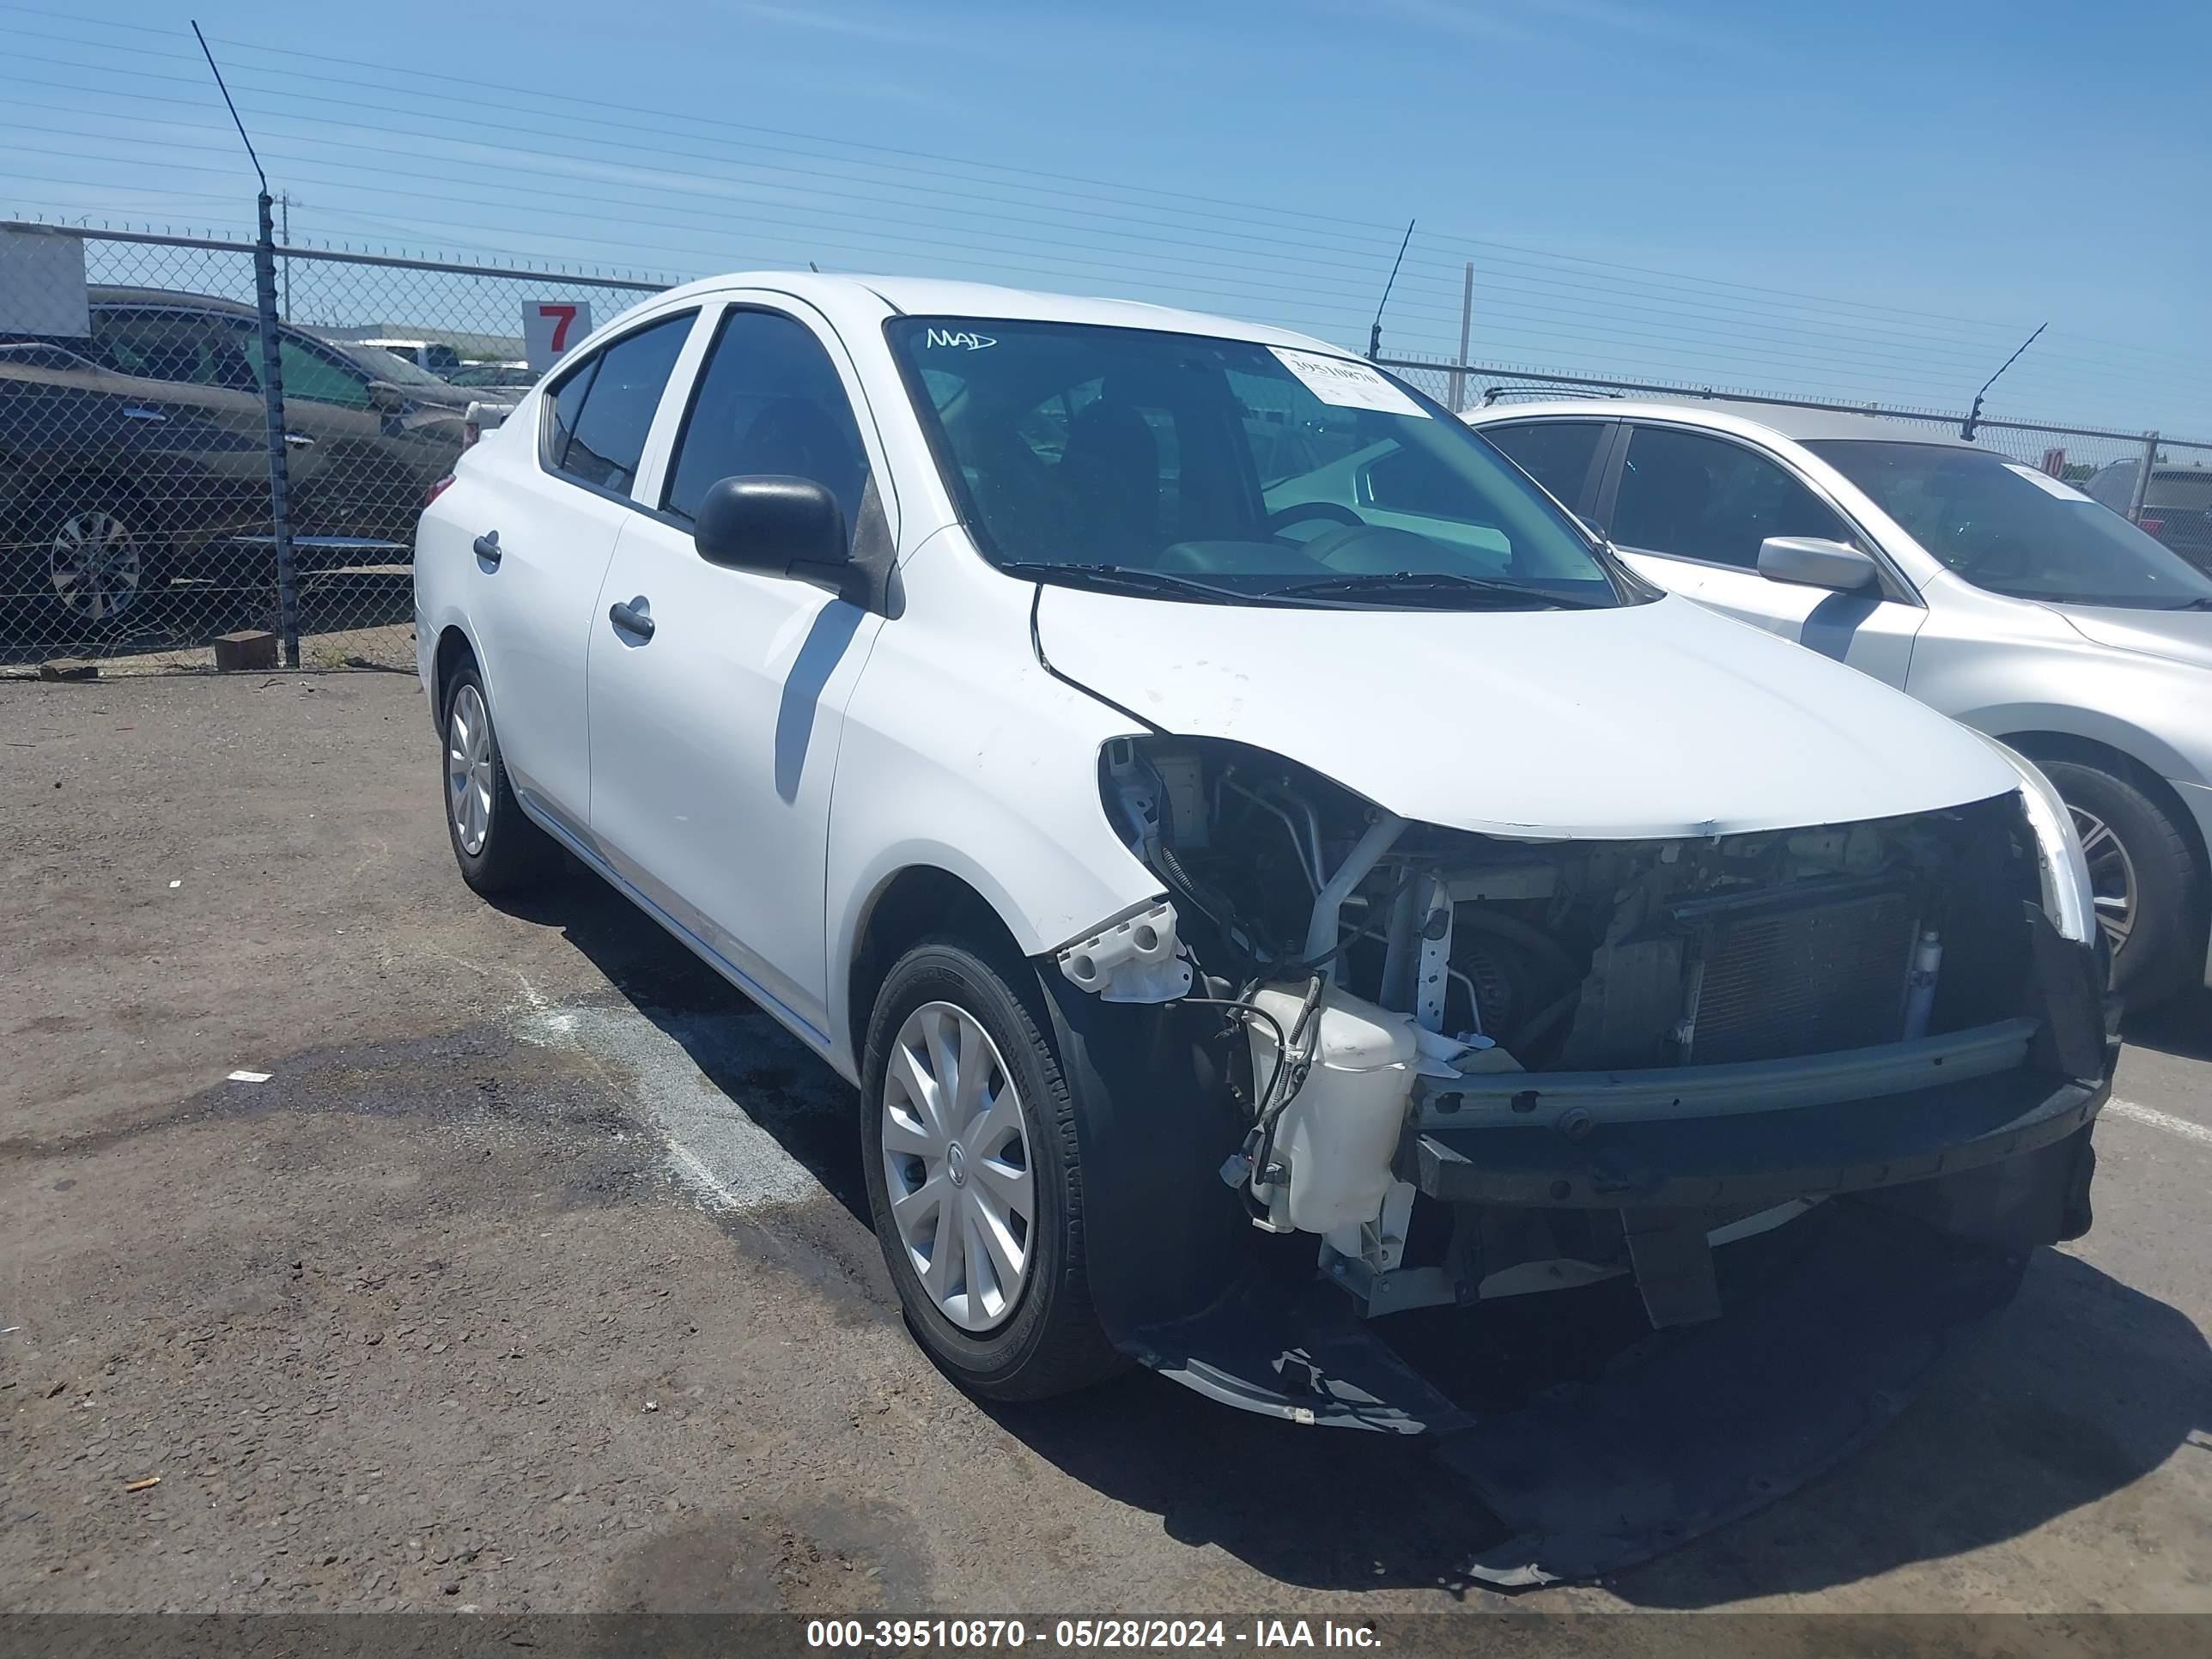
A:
[[642, 270, 1346, 356], [87, 285, 257, 318], [1465, 395, 1979, 451]]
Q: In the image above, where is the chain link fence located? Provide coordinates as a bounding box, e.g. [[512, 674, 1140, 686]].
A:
[[7, 213, 2211, 677], [3, 219, 666, 672], [1377, 352, 2212, 574]]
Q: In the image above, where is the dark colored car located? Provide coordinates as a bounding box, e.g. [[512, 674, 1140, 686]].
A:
[[2086, 454, 2212, 574], [1, 287, 472, 625]]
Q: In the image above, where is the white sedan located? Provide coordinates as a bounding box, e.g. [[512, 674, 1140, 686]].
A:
[[1467, 398, 2212, 1004], [414, 276, 2108, 1529]]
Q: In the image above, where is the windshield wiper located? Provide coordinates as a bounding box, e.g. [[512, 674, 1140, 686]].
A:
[[996, 562, 1332, 607], [1271, 569, 1611, 610]]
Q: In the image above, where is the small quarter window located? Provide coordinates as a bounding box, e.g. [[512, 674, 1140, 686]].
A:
[[1483, 422, 1605, 510]]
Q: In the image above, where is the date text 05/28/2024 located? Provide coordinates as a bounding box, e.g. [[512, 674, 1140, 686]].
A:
[[805, 1619, 1383, 1650]]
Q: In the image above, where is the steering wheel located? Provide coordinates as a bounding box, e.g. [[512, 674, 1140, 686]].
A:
[[1266, 501, 1364, 536]]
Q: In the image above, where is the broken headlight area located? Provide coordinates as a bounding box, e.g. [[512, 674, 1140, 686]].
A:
[[1087, 734, 2106, 1334]]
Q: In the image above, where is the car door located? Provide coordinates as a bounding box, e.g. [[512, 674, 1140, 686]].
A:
[[1599, 421, 1924, 685], [85, 305, 313, 525], [586, 300, 890, 1043], [463, 309, 696, 839], [244, 322, 442, 547]]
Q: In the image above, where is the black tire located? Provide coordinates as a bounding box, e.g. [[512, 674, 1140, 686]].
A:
[[860, 938, 1125, 1401], [439, 659, 561, 896], [6, 481, 171, 630], [2040, 758, 2203, 1005]]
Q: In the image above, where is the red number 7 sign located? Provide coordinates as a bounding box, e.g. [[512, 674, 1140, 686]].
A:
[[523, 299, 592, 370]]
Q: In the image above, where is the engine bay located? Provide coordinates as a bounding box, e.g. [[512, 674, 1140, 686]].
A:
[[1079, 733, 2051, 1326]]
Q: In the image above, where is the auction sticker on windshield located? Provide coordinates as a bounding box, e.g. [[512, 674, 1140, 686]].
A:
[[1269, 346, 1429, 417], [2002, 462, 2095, 502]]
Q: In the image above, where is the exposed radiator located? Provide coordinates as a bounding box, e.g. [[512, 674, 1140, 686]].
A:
[[1683, 884, 1919, 1066]]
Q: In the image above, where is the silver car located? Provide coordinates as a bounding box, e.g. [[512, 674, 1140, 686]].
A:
[[1466, 399, 2212, 1003]]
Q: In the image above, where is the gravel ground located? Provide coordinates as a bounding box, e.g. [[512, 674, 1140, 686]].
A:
[[3, 672, 2209, 1622]]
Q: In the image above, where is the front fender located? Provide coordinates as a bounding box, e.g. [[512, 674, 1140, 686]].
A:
[[823, 543, 1162, 1074]]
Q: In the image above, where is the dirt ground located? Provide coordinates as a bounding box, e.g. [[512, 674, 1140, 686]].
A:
[[3, 672, 2209, 1623]]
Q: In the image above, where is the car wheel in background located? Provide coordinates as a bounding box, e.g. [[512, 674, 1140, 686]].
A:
[[440, 660, 561, 895], [860, 939, 1125, 1401], [10, 483, 170, 627], [2041, 758, 2203, 1006]]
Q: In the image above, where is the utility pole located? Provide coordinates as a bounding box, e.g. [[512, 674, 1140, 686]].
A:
[[1448, 260, 1474, 412], [2126, 434, 2160, 525]]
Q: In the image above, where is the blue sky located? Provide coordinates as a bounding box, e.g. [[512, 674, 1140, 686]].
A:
[[4, 0, 2208, 432]]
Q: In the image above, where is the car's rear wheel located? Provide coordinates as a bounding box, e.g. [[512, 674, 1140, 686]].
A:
[[861, 939, 1123, 1401], [441, 661, 560, 895], [9, 483, 170, 629], [2041, 758, 2202, 1005]]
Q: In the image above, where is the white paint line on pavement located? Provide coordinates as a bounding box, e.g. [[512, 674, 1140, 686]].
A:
[[515, 1001, 830, 1213], [665, 1139, 748, 1212], [2107, 1096, 2212, 1149]]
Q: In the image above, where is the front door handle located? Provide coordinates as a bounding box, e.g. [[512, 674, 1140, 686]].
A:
[[471, 531, 501, 565], [283, 431, 315, 448], [608, 599, 654, 641]]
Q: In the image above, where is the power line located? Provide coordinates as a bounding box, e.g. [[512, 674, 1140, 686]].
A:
[[0, 4, 2197, 378]]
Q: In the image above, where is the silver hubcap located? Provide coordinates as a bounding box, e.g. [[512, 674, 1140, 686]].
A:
[[50, 510, 143, 620], [447, 684, 494, 856], [881, 1001, 1035, 1333], [2072, 805, 2138, 961]]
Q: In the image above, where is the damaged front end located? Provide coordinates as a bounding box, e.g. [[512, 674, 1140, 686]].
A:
[[1042, 734, 2111, 1577]]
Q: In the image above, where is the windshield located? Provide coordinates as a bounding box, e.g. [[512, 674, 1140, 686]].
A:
[[1807, 440, 2212, 610], [889, 317, 1627, 609], [325, 338, 457, 389]]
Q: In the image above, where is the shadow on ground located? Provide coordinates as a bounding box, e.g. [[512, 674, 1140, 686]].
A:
[[498, 869, 2212, 1604], [2123, 984, 2212, 1064]]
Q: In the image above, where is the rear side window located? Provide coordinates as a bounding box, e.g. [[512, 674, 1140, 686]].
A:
[[1613, 424, 1850, 568], [92, 307, 257, 392], [542, 313, 694, 495], [1483, 422, 1604, 511], [662, 308, 872, 544]]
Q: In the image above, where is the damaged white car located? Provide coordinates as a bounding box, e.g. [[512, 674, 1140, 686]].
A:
[[415, 276, 2113, 1579]]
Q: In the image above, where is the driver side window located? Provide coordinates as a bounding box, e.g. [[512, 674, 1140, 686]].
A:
[[1613, 425, 1850, 568], [662, 308, 872, 549]]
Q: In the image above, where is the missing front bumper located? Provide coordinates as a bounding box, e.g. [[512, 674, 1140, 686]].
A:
[[1406, 1030, 2109, 1214]]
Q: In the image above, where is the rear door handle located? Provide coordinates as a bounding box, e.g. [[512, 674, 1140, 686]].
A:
[[121, 405, 168, 422], [608, 599, 654, 641], [284, 431, 315, 448], [472, 531, 501, 564]]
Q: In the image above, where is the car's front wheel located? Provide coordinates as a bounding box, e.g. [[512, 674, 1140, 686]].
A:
[[2041, 758, 2203, 1005], [441, 660, 560, 895], [860, 939, 1124, 1401]]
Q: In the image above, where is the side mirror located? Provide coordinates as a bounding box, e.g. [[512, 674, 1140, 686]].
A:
[[694, 475, 852, 593], [1573, 513, 1607, 542], [1757, 535, 1878, 592], [366, 380, 409, 414]]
